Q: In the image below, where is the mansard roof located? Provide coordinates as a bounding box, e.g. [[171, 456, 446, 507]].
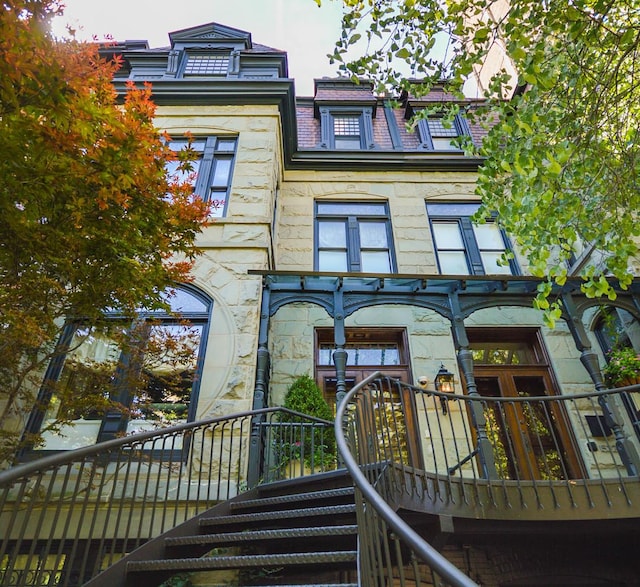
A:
[[104, 24, 487, 172]]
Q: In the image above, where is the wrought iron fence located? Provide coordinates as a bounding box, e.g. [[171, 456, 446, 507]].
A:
[[335, 372, 640, 586], [0, 408, 335, 587]]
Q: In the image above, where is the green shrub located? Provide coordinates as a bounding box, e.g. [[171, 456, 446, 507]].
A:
[[277, 375, 335, 469], [283, 375, 333, 420]]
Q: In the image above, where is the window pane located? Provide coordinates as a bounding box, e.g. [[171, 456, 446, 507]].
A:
[[469, 342, 535, 365], [128, 323, 203, 433], [318, 221, 346, 247], [361, 251, 391, 273], [169, 140, 206, 152], [438, 251, 470, 274], [359, 222, 388, 248], [184, 54, 229, 76], [481, 252, 512, 274], [474, 223, 505, 249], [427, 203, 480, 217], [162, 288, 209, 314], [319, 250, 348, 272], [334, 137, 362, 149], [40, 329, 122, 450], [356, 347, 400, 365], [432, 222, 464, 248], [428, 118, 459, 137], [317, 203, 387, 216], [165, 159, 201, 185], [431, 137, 459, 150], [211, 158, 232, 187], [216, 139, 236, 152], [318, 348, 334, 365], [334, 115, 361, 135]]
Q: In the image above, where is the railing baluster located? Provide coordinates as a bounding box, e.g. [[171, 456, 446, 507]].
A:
[[336, 372, 640, 587], [0, 407, 336, 586], [3, 382, 640, 586]]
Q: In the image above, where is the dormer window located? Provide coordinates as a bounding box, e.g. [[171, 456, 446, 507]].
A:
[[183, 52, 230, 76], [318, 108, 375, 150], [417, 115, 469, 151], [333, 115, 363, 149]]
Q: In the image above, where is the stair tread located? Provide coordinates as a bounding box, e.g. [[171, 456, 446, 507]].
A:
[[199, 504, 356, 527], [127, 551, 358, 571], [166, 524, 358, 546], [230, 487, 354, 511]]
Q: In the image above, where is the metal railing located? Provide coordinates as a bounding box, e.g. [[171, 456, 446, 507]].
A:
[[336, 374, 479, 587], [335, 372, 640, 586], [0, 408, 335, 587]]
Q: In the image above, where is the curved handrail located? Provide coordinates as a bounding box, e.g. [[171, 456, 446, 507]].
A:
[[0, 407, 336, 587], [335, 371, 479, 587], [0, 407, 332, 483], [335, 370, 640, 585]]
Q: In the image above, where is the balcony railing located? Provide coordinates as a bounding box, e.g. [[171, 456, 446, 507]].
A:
[[0, 408, 335, 587], [3, 372, 640, 586], [335, 372, 640, 586]]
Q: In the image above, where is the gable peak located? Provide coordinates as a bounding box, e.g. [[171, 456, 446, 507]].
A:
[[169, 22, 252, 49]]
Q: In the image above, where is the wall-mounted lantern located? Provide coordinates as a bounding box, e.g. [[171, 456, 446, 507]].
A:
[[434, 363, 455, 414]]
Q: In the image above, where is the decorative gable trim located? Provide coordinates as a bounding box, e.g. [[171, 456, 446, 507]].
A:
[[169, 22, 252, 49]]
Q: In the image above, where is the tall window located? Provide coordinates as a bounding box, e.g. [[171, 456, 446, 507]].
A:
[[27, 286, 211, 452], [427, 203, 516, 275], [417, 114, 469, 151], [167, 136, 236, 217], [594, 308, 639, 355], [315, 202, 395, 273], [183, 53, 230, 76]]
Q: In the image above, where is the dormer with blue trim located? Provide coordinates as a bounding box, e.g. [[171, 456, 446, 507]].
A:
[[111, 22, 288, 82]]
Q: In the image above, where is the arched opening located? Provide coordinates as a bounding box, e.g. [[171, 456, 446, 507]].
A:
[[25, 285, 212, 454]]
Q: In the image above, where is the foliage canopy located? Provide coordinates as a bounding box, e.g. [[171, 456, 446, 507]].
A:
[[0, 0, 209, 460], [322, 0, 640, 324]]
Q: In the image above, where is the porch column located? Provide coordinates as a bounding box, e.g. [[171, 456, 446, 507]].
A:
[[562, 293, 640, 476], [449, 292, 499, 479], [248, 284, 271, 487], [333, 288, 348, 406]]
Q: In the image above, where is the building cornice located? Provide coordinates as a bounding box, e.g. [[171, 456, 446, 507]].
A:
[[112, 79, 484, 173]]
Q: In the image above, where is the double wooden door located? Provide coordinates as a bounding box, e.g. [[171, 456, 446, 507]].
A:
[[474, 366, 583, 480]]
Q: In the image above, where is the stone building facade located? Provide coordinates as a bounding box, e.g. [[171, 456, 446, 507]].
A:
[[6, 21, 640, 586]]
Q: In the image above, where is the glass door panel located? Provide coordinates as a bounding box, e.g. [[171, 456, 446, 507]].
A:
[[475, 369, 581, 480]]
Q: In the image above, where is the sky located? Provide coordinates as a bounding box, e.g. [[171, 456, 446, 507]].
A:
[[52, 0, 345, 96]]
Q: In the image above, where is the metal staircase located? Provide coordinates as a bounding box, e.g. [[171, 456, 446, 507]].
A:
[[4, 373, 640, 585], [93, 471, 358, 587]]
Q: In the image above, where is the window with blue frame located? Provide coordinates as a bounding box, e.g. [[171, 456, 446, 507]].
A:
[[417, 114, 470, 151], [26, 286, 211, 452], [315, 202, 395, 273], [318, 107, 375, 150], [427, 203, 516, 275], [167, 136, 237, 217]]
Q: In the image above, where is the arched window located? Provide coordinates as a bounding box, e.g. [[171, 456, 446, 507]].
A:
[[594, 307, 638, 356], [26, 285, 211, 453]]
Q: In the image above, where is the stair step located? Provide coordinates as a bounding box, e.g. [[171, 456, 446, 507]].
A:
[[230, 487, 354, 512], [199, 504, 357, 528], [127, 551, 358, 572], [165, 524, 358, 547]]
